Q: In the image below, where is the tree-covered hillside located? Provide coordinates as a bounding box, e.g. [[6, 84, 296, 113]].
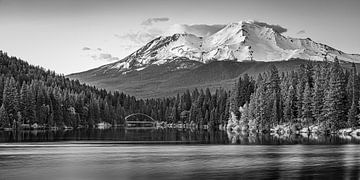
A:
[[228, 58, 360, 133], [0, 51, 231, 129], [2, 50, 359, 134]]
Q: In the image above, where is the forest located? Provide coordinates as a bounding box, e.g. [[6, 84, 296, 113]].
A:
[[0, 51, 230, 129], [228, 57, 360, 134], [0, 50, 359, 134]]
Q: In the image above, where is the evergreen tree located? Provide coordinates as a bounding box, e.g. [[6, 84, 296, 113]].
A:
[[171, 104, 179, 123], [301, 82, 313, 126], [0, 104, 10, 128], [322, 58, 348, 131], [2, 77, 19, 127], [348, 101, 358, 128], [269, 65, 282, 125], [239, 102, 249, 130], [209, 109, 216, 128], [347, 63, 359, 127], [283, 85, 297, 123], [312, 65, 326, 125]]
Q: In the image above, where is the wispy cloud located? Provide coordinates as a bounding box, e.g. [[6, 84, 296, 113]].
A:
[[253, 21, 287, 34], [113, 18, 169, 52], [91, 53, 119, 62], [114, 31, 160, 44], [141, 17, 170, 26], [297, 30, 306, 34], [82, 47, 119, 62], [167, 24, 225, 37]]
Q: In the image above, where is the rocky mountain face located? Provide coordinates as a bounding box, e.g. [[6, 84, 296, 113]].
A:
[[68, 20, 360, 98]]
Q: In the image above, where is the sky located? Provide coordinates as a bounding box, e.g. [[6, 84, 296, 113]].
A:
[[0, 0, 359, 74]]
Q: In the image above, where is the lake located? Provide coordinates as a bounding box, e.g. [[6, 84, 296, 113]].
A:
[[1, 128, 360, 179]]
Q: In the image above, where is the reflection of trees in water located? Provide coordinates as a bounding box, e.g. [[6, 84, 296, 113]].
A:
[[0, 128, 230, 143], [226, 130, 360, 145], [1, 129, 360, 144]]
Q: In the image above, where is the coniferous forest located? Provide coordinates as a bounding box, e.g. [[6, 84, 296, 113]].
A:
[[1, 51, 360, 134], [228, 58, 360, 134], [0, 51, 230, 129]]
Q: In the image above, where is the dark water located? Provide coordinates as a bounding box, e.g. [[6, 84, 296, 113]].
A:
[[1, 128, 360, 144], [1, 128, 360, 179], [1, 143, 360, 180]]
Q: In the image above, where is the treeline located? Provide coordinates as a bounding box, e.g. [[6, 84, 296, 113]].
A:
[[3, 50, 358, 132], [0, 51, 230, 129], [229, 58, 360, 133]]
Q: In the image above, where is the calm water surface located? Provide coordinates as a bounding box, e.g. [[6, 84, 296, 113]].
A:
[[1, 128, 360, 179]]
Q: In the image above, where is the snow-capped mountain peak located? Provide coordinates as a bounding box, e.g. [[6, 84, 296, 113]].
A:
[[103, 20, 360, 73]]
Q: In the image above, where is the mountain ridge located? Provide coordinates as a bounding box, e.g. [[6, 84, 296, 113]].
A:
[[68, 20, 360, 98], [85, 20, 360, 75], [68, 59, 360, 99]]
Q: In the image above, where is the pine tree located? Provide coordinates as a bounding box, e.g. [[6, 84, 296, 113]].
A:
[[204, 109, 210, 124], [171, 104, 179, 123], [0, 104, 10, 128], [209, 109, 216, 128], [2, 77, 19, 127], [348, 101, 358, 128], [322, 58, 348, 131], [312, 65, 326, 125], [347, 63, 359, 128], [229, 81, 240, 118], [301, 82, 313, 126], [195, 107, 204, 126], [247, 94, 257, 130], [255, 75, 267, 131], [269, 65, 282, 125], [283, 85, 297, 123], [239, 102, 249, 130], [296, 65, 306, 118], [19, 82, 29, 124]]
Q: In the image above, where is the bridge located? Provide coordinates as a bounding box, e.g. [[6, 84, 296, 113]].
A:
[[124, 113, 157, 128]]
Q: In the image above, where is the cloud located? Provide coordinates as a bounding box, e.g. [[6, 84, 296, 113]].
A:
[[141, 17, 170, 26], [82, 47, 91, 50], [91, 53, 119, 62], [297, 30, 306, 34], [166, 24, 225, 37], [99, 53, 119, 61], [113, 18, 170, 52], [115, 32, 158, 44], [115, 24, 225, 48], [253, 21, 287, 34]]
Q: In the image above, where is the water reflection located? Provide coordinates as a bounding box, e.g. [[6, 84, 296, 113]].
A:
[[0, 144, 360, 180], [1, 128, 360, 144], [0, 128, 229, 144], [226, 130, 360, 144]]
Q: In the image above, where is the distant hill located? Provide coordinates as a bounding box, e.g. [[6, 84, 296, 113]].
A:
[[68, 59, 360, 98]]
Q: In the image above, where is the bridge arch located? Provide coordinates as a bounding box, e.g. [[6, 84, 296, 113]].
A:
[[124, 113, 156, 128], [124, 113, 156, 122]]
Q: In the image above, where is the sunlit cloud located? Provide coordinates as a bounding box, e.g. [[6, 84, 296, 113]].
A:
[[253, 21, 287, 34], [141, 17, 170, 26]]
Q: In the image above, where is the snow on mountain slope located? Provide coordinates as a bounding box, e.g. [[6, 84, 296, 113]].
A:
[[166, 24, 225, 37], [101, 20, 360, 73], [101, 34, 203, 74], [202, 20, 360, 62]]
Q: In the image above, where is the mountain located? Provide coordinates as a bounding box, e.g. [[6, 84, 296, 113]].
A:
[[67, 58, 360, 99], [68, 20, 360, 98], [87, 20, 360, 74]]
